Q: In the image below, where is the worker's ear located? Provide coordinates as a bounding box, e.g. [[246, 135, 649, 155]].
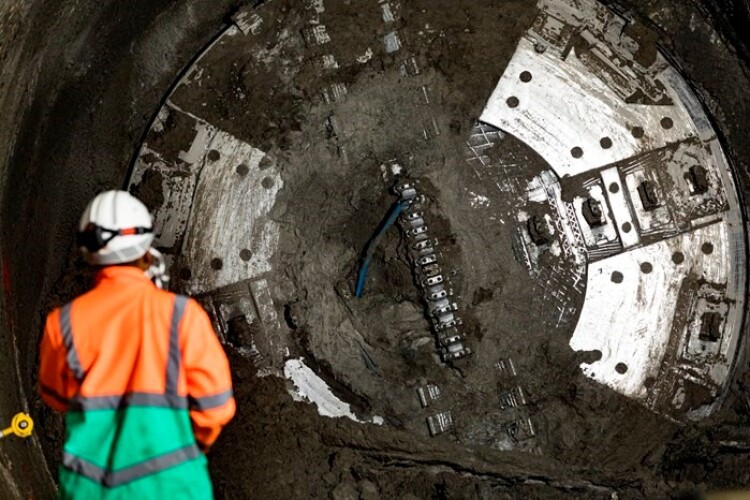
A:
[[135, 250, 154, 271], [143, 250, 155, 266]]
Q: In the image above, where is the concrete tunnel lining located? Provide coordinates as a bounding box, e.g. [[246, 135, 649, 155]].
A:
[[1, 0, 750, 497]]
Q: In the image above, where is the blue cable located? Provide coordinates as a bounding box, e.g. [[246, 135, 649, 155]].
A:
[[355, 201, 405, 298], [354, 260, 371, 298]]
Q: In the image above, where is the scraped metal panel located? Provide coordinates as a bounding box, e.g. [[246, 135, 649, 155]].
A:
[[480, 37, 695, 178], [130, 150, 197, 250], [569, 221, 736, 406], [487, 0, 748, 420], [181, 130, 282, 295]]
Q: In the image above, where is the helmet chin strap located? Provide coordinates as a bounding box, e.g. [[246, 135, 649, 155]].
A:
[[144, 248, 169, 290]]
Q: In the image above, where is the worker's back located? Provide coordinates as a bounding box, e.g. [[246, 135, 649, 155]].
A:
[[39, 266, 235, 499]]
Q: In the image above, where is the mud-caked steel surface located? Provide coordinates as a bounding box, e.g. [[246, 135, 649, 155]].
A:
[[481, 0, 746, 421], [3, 0, 750, 497], [130, 0, 553, 459], [130, 0, 750, 496]]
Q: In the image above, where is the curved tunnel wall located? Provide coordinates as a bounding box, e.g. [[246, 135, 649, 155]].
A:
[[0, 0, 240, 495], [0, 0, 749, 496]]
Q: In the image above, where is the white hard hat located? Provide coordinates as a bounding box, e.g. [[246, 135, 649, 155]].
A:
[[77, 190, 154, 265]]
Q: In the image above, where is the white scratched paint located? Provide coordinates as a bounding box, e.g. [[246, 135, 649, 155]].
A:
[[181, 129, 282, 295], [480, 37, 695, 178], [480, 0, 747, 418], [569, 221, 731, 400]]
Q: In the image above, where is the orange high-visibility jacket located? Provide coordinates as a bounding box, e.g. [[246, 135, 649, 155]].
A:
[[38, 266, 235, 496]]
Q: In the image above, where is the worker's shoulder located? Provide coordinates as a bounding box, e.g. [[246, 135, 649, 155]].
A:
[[151, 287, 189, 307], [152, 289, 207, 316], [43, 303, 63, 328], [44, 290, 84, 323]]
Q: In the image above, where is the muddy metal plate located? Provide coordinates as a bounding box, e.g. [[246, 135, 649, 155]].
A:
[[128, 0, 746, 442], [180, 128, 282, 295], [480, 36, 696, 178], [481, 0, 747, 419], [570, 222, 734, 397], [130, 104, 283, 297], [125, 0, 555, 448]]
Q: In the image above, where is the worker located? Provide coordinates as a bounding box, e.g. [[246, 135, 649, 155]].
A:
[[38, 190, 235, 498]]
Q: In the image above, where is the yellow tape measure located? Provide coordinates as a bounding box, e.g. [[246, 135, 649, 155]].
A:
[[0, 413, 33, 439]]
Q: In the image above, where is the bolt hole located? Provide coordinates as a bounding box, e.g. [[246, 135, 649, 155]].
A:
[[178, 267, 192, 280], [240, 249, 253, 261], [210, 258, 223, 270], [640, 262, 653, 274], [261, 177, 275, 189], [672, 252, 685, 264], [506, 96, 519, 108], [571, 147, 583, 159], [632, 126, 645, 139], [621, 222, 632, 233], [609, 183, 620, 194], [615, 362, 628, 374], [600, 137, 613, 149], [702, 242, 714, 255], [611, 271, 624, 284], [207, 150, 221, 162], [520, 71, 532, 82], [660, 117, 674, 130], [236, 164, 249, 176]]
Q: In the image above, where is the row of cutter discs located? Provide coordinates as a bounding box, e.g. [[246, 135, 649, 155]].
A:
[[394, 180, 472, 362]]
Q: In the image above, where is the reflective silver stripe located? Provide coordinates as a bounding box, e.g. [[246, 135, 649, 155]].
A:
[[60, 303, 85, 381], [69, 392, 188, 411], [62, 444, 201, 487], [189, 389, 234, 411], [166, 296, 188, 395]]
